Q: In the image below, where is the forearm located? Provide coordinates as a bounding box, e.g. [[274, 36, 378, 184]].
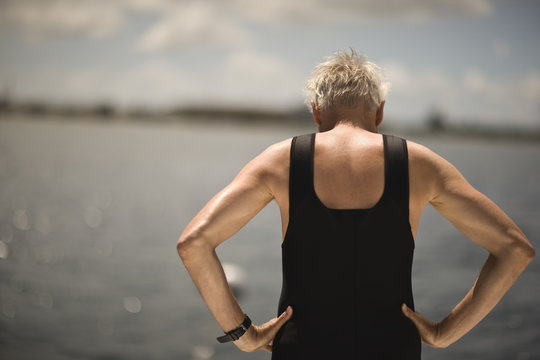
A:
[[437, 249, 533, 347], [178, 241, 245, 332]]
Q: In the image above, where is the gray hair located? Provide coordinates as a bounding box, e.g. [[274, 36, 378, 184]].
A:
[[305, 49, 389, 113]]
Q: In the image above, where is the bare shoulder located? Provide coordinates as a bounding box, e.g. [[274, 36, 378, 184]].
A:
[[406, 139, 447, 170], [255, 138, 292, 189], [406, 140, 443, 200], [406, 139, 467, 205], [259, 138, 292, 163], [236, 138, 291, 198]]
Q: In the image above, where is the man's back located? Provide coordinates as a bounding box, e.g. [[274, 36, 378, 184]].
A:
[[271, 129, 420, 359]]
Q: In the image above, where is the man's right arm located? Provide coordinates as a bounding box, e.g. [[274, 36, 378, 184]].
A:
[[404, 143, 535, 348]]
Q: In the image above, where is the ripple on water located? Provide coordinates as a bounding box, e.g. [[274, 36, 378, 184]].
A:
[[13, 210, 31, 230], [31, 292, 54, 309], [191, 345, 215, 360], [123, 297, 142, 313], [2, 303, 16, 319], [0, 240, 8, 259], [0, 223, 13, 243], [34, 211, 51, 235]]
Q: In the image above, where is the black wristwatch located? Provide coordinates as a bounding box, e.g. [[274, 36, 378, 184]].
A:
[[216, 314, 252, 343]]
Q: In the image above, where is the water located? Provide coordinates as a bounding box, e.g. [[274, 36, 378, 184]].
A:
[[0, 116, 539, 360]]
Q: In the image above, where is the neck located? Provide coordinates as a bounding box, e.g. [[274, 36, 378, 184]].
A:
[[319, 106, 378, 132], [331, 121, 378, 133]]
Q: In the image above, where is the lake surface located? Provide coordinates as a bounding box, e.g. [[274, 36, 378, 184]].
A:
[[0, 116, 539, 360]]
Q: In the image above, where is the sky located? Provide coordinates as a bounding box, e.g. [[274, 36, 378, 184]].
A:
[[0, 0, 539, 128]]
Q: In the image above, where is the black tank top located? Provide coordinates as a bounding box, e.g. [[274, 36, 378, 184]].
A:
[[272, 133, 421, 359]]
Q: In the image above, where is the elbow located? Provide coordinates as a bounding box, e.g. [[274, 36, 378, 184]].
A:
[[505, 231, 535, 264], [176, 236, 190, 260], [176, 235, 196, 260], [176, 230, 212, 261], [521, 242, 535, 262]]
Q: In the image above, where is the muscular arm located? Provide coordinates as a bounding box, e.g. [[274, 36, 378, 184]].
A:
[[177, 141, 291, 352], [404, 143, 535, 348]]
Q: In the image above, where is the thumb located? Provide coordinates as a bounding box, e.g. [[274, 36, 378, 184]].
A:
[[277, 306, 293, 324], [267, 306, 293, 330], [401, 303, 417, 321], [258, 306, 293, 348]]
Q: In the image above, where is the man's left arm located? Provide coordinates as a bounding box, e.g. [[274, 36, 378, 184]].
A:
[[177, 144, 292, 353]]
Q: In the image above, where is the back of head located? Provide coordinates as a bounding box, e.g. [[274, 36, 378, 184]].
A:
[[305, 48, 389, 113]]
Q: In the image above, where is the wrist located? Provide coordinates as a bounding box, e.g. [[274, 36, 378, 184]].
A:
[[217, 314, 252, 343], [434, 320, 451, 348]]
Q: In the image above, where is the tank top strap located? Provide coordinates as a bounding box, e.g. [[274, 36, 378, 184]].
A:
[[289, 133, 316, 216], [382, 134, 410, 218]]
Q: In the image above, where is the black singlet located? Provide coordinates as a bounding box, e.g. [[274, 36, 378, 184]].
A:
[[271, 133, 421, 359]]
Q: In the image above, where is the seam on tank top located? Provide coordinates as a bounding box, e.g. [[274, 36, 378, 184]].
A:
[[401, 138, 410, 221], [282, 137, 297, 249], [382, 134, 390, 197], [289, 136, 297, 224], [353, 212, 358, 358], [308, 132, 315, 192], [400, 137, 415, 249]]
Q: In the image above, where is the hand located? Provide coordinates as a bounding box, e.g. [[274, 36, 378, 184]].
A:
[[233, 306, 293, 353], [401, 303, 446, 348]]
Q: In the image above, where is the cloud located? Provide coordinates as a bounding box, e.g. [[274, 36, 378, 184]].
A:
[[107, 60, 193, 107], [381, 61, 539, 126], [214, 50, 304, 107], [229, 0, 493, 23], [0, 0, 125, 40], [133, 0, 495, 51], [6, 51, 303, 110], [136, 2, 252, 52], [1, 0, 495, 47], [4, 60, 191, 107], [492, 39, 510, 60], [523, 71, 540, 101]]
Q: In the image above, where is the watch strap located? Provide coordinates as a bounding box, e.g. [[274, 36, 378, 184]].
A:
[[216, 314, 252, 343]]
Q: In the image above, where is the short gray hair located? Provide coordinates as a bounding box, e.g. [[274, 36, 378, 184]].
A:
[[305, 49, 389, 112]]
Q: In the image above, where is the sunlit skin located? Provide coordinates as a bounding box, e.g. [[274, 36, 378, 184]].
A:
[[177, 100, 535, 353]]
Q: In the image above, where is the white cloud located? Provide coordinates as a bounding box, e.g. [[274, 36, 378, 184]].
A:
[[106, 60, 190, 107], [136, 2, 252, 52], [0, 0, 125, 40], [523, 71, 540, 100], [492, 39, 510, 59], [381, 62, 539, 126], [463, 68, 487, 93], [6, 60, 192, 108], [207, 50, 304, 108], [230, 0, 493, 24], [7, 51, 303, 110], [0, 0, 495, 45]]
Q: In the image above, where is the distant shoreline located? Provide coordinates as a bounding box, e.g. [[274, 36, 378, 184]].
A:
[[1, 102, 539, 142]]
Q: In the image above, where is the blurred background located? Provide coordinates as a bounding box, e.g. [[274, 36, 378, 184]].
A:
[[0, 1, 539, 359]]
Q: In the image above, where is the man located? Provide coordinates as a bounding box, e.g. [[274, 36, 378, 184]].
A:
[[177, 49, 534, 358]]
